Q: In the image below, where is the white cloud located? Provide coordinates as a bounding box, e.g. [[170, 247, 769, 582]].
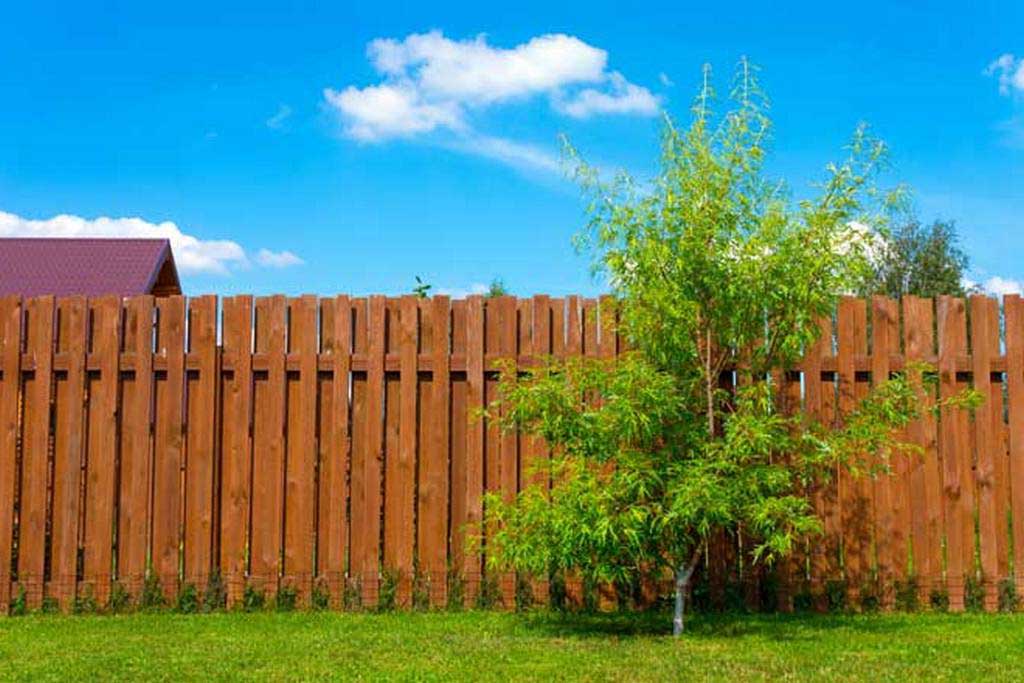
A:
[[324, 83, 463, 142], [0, 210, 303, 276], [323, 31, 660, 172], [266, 104, 293, 130], [555, 71, 660, 118], [985, 54, 1024, 96], [659, 72, 674, 88], [255, 248, 304, 268]]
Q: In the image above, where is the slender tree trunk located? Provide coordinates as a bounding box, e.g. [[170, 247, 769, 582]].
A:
[[672, 547, 702, 637]]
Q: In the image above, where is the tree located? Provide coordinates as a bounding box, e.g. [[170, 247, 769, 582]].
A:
[[486, 278, 509, 298], [863, 219, 970, 298], [479, 61, 977, 636]]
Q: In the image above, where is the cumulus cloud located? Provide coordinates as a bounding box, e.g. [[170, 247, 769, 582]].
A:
[[255, 248, 304, 268], [986, 54, 1024, 96], [323, 31, 660, 171], [964, 275, 1024, 298], [0, 210, 303, 276], [555, 71, 660, 118]]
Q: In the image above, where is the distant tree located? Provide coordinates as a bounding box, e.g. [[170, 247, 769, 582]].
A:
[[864, 219, 970, 298], [486, 278, 509, 298], [413, 276, 432, 299]]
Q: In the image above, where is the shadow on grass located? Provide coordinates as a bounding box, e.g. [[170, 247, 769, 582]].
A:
[[518, 609, 944, 641]]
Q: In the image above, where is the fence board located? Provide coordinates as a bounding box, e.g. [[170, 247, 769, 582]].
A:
[[464, 296, 485, 605], [1006, 295, 1024, 595], [871, 296, 897, 608], [220, 295, 252, 606], [937, 296, 971, 611], [51, 297, 87, 610], [0, 297, 20, 613], [19, 297, 54, 609], [251, 296, 286, 598], [384, 296, 417, 605], [184, 295, 217, 593], [353, 296, 384, 606], [497, 296, 518, 608], [152, 297, 185, 600], [284, 296, 317, 604], [420, 296, 450, 606], [118, 296, 154, 600], [318, 296, 350, 607], [970, 295, 1000, 610]]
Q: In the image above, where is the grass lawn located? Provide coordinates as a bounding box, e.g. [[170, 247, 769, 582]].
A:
[[1, 609, 1021, 681]]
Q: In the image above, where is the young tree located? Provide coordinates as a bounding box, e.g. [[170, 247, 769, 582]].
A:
[[486, 278, 509, 298], [863, 219, 971, 298], [480, 61, 976, 636]]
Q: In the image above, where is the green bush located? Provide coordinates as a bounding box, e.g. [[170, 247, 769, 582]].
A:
[[275, 585, 298, 612], [242, 584, 266, 612], [109, 582, 132, 614], [140, 574, 166, 610], [176, 583, 199, 614]]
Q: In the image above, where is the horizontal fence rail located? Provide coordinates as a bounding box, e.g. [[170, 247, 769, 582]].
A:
[[0, 293, 1023, 613]]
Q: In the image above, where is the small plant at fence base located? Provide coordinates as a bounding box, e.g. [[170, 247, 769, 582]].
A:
[[998, 578, 1018, 612], [311, 579, 331, 611], [343, 576, 362, 611], [965, 574, 985, 612], [377, 568, 399, 612], [203, 572, 227, 613], [176, 583, 199, 614], [275, 585, 298, 612], [929, 587, 950, 613], [40, 596, 60, 614], [445, 567, 465, 611], [141, 573, 166, 610], [242, 584, 266, 612], [411, 571, 431, 611], [109, 582, 132, 614], [9, 587, 27, 617], [73, 587, 98, 615], [475, 572, 501, 611], [895, 577, 921, 612], [514, 573, 535, 612]]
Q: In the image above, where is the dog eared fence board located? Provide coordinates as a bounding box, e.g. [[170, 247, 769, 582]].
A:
[[0, 293, 1021, 614]]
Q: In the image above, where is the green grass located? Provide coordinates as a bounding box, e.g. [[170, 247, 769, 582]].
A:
[[1, 609, 1021, 681]]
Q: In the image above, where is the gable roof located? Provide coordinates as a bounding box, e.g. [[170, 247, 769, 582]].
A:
[[0, 238, 181, 297]]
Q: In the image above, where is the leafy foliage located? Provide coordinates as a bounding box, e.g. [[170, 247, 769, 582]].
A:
[[862, 219, 971, 298], [477, 61, 979, 632]]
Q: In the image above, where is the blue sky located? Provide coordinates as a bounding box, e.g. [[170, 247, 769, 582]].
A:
[[1, 1, 1021, 296]]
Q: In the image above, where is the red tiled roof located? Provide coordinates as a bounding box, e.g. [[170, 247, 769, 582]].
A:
[[0, 238, 179, 297]]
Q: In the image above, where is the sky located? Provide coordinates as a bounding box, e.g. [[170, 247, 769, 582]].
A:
[[0, 1, 1022, 297]]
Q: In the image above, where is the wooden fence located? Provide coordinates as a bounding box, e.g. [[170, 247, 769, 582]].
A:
[[0, 293, 1023, 614]]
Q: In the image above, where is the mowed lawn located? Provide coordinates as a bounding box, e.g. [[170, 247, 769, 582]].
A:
[[1, 609, 1021, 682]]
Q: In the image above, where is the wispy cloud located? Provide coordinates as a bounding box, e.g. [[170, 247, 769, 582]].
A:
[[255, 248, 304, 268], [0, 210, 304, 276], [963, 274, 1024, 298], [323, 31, 661, 173], [266, 104, 293, 130], [435, 282, 489, 299]]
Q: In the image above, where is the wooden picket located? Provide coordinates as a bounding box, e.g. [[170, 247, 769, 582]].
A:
[[0, 293, 1022, 614]]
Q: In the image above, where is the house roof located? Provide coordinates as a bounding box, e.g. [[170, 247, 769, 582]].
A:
[[0, 238, 181, 297]]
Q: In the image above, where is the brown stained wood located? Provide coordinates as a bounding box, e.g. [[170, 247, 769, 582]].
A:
[[937, 296, 971, 610], [283, 295, 318, 604], [153, 296, 185, 599], [903, 296, 941, 600], [251, 296, 286, 597], [463, 296, 485, 605], [838, 298, 870, 603], [419, 296, 450, 607], [118, 296, 154, 599], [318, 296, 350, 607], [220, 296, 252, 607], [524, 295, 551, 605], [870, 297, 899, 607], [19, 297, 55, 609], [383, 296, 417, 605], [51, 297, 87, 610], [1005, 295, 1024, 594], [82, 296, 120, 606], [356, 296, 385, 607], [804, 315, 832, 606], [0, 297, 20, 613], [970, 295, 1000, 610], [184, 296, 217, 593], [496, 296, 518, 609]]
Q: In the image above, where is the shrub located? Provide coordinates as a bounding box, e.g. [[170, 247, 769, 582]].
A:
[[202, 572, 227, 613], [108, 582, 132, 614], [275, 585, 298, 612], [965, 575, 985, 612], [9, 587, 27, 616], [895, 577, 920, 612], [242, 584, 266, 612], [998, 577, 1018, 613], [176, 583, 199, 614], [311, 579, 331, 611], [140, 574, 166, 610]]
